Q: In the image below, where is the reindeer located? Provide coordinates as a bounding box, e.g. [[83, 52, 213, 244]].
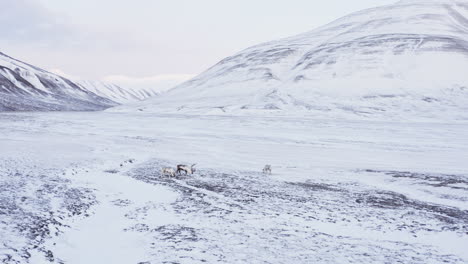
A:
[[263, 164, 272, 174], [177, 164, 196, 175], [161, 167, 176, 177]]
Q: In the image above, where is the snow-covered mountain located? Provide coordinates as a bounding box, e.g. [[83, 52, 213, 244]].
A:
[[114, 0, 468, 120], [0, 52, 117, 111], [78, 80, 160, 104]]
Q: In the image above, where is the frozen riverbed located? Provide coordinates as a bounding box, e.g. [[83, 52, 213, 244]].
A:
[[0, 112, 467, 263]]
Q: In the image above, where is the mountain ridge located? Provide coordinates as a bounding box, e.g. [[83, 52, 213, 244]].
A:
[[0, 52, 117, 111], [112, 0, 468, 120], [0, 52, 165, 110], [77, 80, 160, 104]]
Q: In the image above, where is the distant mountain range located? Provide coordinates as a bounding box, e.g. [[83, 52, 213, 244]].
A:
[[114, 0, 468, 120], [0, 52, 163, 111], [77, 80, 160, 104], [0, 52, 115, 111], [2, 0, 468, 119]]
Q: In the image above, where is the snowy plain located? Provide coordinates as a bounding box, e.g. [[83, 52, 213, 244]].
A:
[[0, 112, 467, 263]]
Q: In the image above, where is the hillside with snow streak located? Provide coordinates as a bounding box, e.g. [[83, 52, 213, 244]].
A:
[[0, 52, 117, 111], [78, 80, 160, 104], [114, 0, 468, 120]]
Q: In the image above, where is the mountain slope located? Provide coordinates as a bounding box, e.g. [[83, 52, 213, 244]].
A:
[[0, 52, 117, 111], [114, 0, 468, 120], [77, 80, 160, 104]]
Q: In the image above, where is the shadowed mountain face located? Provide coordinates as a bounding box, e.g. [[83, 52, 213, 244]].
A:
[[115, 0, 468, 120], [0, 52, 117, 111]]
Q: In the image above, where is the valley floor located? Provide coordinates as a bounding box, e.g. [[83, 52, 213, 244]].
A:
[[0, 112, 467, 263]]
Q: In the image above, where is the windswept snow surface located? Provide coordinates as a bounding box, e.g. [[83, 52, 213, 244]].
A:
[[1, 112, 467, 263], [0, 52, 116, 111], [113, 0, 468, 121]]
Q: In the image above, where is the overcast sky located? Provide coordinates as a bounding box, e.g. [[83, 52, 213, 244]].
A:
[[0, 0, 396, 89]]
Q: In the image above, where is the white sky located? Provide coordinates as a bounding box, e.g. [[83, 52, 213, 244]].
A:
[[0, 0, 396, 89]]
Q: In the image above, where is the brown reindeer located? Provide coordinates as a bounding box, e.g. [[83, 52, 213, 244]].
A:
[[177, 164, 196, 175]]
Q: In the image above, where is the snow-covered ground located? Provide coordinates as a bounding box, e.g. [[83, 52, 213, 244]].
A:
[[1, 112, 467, 263]]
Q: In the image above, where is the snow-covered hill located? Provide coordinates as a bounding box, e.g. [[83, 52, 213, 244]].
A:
[[0, 52, 116, 111], [78, 80, 160, 104], [114, 0, 468, 120]]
